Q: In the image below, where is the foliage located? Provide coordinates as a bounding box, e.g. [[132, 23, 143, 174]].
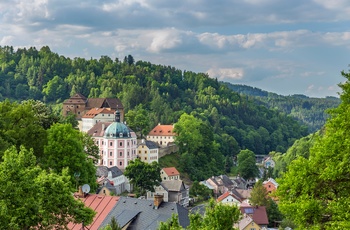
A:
[[174, 113, 225, 181], [277, 70, 350, 229], [249, 180, 269, 207], [124, 158, 161, 195], [272, 133, 317, 178], [236, 149, 259, 180], [100, 217, 122, 230], [266, 198, 283, 228], [159, 199, 241, 230], [226, 83, 340, 132], [0, 45, 310, 159], [125, 104, 150, 138], [0, 99, 48, 160], [158, 214, 183, 230], [42, 123, 97, 190], [189, 181, 212, 201], [0, 146, 95, 229]]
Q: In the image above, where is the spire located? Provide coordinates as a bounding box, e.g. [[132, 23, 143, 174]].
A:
[[115, 108, 121, 122]]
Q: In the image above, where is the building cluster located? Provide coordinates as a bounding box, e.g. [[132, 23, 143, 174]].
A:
[[63, 93, 176, 170], [62, 94, 280, 230]]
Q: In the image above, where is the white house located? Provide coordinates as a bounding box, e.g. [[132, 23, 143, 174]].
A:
[[147, 124, 176, 147], [81, 108, 115, 133]]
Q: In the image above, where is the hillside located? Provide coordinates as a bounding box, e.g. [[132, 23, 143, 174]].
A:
[[224, 83, 340, 132], [0, 45, 311, 180]]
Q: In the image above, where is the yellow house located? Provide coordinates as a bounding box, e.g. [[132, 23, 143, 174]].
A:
[[137, 139, 159, 163], [236, 215, 261, 230]]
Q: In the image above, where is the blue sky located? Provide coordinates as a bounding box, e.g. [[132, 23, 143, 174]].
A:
[[1, 0, 350, 98]]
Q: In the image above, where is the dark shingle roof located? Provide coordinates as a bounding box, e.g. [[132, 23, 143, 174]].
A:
[[96, 166, 123, 178], [99, 196, 190, 230], [138, 140, 159, 149]]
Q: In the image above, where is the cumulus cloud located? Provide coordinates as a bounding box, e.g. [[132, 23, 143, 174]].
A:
[[207, 68, 244, 81]]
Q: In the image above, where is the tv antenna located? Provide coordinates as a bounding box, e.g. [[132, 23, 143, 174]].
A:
[[82, 184, 90, 194]]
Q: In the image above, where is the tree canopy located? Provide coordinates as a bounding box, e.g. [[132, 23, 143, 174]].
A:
[[277, 70, 350, 229], [124, 158, 161, 195], [236, 149, 259, 180], [0, 146, 95, 229], [158, 199, 241, 230]]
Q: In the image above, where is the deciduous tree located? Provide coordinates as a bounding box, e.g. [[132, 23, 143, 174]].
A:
[[124, 158, 161, 195], [277, 70, 350, 229], [0, 146, 95, 229], [236, 149, 259, 180]]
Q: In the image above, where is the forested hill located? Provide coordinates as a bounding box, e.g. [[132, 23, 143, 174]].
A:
[[225, 83, 340, 132], [0, 46, 308, 173]]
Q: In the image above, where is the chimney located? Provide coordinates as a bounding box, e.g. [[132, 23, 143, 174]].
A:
[[141, 139, 145, 144], [102, 123, 105, 131], [154, 194, 164, 209]]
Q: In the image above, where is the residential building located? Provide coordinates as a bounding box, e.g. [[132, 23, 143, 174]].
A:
[[147, 180, 189, 207], [62, 93, 124, 120], [206, 175, 234, 196], [96, 166, 130, 195], [99, 195, 190, 229], [235, 215, 262, 230], [161, 167, 180, 181], [67, 194, 120, 230], [239, 204, 269, 229], [147, 124, 176, 147], [263, 156, 276, 168], [87, 111, 137, 170], [263, 178, 278, 193], [81, 108, 115, 132], [137, 139, 159, 163], [216, 190, 245, 206]]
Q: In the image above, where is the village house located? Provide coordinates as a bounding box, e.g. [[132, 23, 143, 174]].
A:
[[137, 139, 159, 163], [81, 107, 115, 132], [68, 194, 190, 230], [216, 190, 245, 206], [161, 167, 180, 181], [239, 204, 269, 229], [96, 166, 130, 195], [87, 110, 137, 170], [147, 124, 176, 147], [147, 180, 190, 207], [263, 178, 279, 194], [62, 93, 124, 120]]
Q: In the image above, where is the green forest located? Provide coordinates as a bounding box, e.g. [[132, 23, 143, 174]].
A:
[[225, 83, 340, 132], [0, 45, 313, 180]]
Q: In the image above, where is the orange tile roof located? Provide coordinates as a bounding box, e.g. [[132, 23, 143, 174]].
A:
[[148, 124, 175, 136], [216, 191, 231, 202], [162, 167, 180, 176], [82, 108, 115, 118], [68, 194, 120, 230]]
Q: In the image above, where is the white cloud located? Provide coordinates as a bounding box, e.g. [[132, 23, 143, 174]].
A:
[[207, 68, 244, 81]]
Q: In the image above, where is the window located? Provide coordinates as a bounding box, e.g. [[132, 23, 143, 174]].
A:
[[109, 161, 112, 166], [145, 157, 147, 160], [110, 152, 112, 156], [127, 152, 129, 157], [110, 142, 113, 146], [119, 162, 122, 166], [119, 152, 122, 157], [119, 142, 122, 147], [139, 150, 141, 154]]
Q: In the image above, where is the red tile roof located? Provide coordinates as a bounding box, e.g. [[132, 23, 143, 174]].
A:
[[162, 167, 180, 177], [68, 194, 120, 230], [216, 191, 243, 203], [148, 124, 175, 136], [239, 205, 269, 225], [82, 108, 115, 118]]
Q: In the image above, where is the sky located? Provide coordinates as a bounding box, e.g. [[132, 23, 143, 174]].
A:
[[1, 0, 350, 98]]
